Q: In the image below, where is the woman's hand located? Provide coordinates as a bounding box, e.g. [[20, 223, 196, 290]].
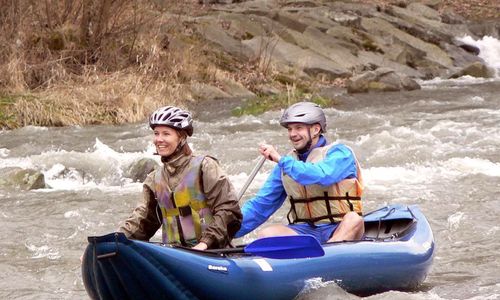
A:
[[192, 242, 208, 251]]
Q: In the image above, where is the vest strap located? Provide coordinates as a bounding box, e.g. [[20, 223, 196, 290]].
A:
[[324, 192, 336, 224], [288, 193, 362, 225], [290, 195, 361, 203], [178, 205, 192, 217]]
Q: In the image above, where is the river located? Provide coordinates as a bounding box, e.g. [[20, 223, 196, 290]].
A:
[[1, 40, 499, 299]]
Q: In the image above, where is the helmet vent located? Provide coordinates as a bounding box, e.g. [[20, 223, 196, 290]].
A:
[[149, 106, 194, 136], [161, 113, 171, 121]]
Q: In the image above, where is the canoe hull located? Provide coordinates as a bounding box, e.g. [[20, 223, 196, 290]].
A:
[[83, 204, 434, 299]]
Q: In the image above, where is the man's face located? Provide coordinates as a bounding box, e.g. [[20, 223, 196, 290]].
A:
[[286, 123, 313, 151]]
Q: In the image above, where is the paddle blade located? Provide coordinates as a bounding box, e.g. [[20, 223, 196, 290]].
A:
[[244, 235, 325, 259]]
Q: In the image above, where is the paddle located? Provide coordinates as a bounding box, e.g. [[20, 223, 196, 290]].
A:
[[228, 157, 325, 259], [237, 156, 266, 201], [245, 234, 325, 259], [210, 234, 325, 259]]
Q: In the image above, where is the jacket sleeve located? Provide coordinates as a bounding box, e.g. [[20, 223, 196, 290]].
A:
[[278, 144, 357, 186], [199, 157, 242, 249], [118, 172, 161, 241], [234, 165, 287, 238]]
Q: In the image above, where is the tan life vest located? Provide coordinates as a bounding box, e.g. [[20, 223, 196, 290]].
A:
[[282, 144, 363, 224], [153, 156, 214, 246]]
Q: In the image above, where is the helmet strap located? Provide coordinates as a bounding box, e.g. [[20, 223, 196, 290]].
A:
[[297, 125, 313, 154], [170, 136, 187, 155]]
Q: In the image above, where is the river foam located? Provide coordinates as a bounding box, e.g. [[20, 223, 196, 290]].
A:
[[419, 35, 500, 88]]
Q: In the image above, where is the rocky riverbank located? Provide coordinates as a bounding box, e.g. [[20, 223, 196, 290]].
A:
[[0, 0, 499, 128], [187, 0, 498, 97]]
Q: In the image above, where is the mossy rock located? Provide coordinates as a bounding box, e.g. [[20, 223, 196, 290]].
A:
[[126, 158, 159, 182], [0, 168, 47, 190], [232, 92, 334, 117]]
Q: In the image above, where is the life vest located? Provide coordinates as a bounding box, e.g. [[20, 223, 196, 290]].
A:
[[153, 155, 214, 246], [282, 144, 363, 225]]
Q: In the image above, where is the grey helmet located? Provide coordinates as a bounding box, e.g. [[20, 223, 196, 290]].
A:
[[279, 101, 326, 132], [149, 106, 194, 136]]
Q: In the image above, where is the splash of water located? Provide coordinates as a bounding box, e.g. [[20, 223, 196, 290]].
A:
[[458, 35, 500, 77]]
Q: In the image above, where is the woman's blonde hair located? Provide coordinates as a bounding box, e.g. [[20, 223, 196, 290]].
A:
[[177, 130, 192, 156]]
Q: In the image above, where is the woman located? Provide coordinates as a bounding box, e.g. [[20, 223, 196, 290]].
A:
[[119, 106, 242, 250]]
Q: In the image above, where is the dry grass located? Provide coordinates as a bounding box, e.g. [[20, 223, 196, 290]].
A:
[[351, 0, 500, 20], [1, 0, 498, 128], [12, 70, 183, 126], [440, 0, 500, 20], [0, 0, 219, 128]]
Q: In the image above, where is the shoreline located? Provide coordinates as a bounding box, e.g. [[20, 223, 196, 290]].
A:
[[1, 0, 499, 129]]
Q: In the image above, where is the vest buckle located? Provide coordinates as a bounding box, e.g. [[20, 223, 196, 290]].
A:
[[178, 205, 192, 217]]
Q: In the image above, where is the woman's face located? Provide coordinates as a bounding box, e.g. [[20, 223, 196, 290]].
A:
[[153, 125, 181, 157]]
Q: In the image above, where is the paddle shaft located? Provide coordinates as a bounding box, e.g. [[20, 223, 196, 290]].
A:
[[237, 156, 266, 201]]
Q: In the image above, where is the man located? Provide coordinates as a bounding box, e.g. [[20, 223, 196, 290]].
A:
[[235, 101, 364, 243]]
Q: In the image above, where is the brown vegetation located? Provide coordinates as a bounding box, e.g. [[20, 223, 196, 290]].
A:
[[0, 0, 215, 128], [352, 0, 499, 20], [0, 0, 498, 129]]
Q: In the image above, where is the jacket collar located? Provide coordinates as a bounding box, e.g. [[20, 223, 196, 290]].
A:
[[297, 135, 327, 162], [161, 152, 192, 176]]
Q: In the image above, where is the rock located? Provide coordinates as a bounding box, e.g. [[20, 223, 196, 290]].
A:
[[347, 68, 421, 93], [255, 84, 281, 95], [195, 19, 253, 60], [171, 0, 496, 97], [442, 43, 482, 69], [440, 8, 466, 24], [126, 158, 159, 182], [356, 50, 425, 78], [190, 82, 232, 100], [467, 21, 500, 39], [289, 26, 359, 72], [407, 3, 441, 21], [0, 167, 46, 190], [272, 11, 309, 33], [328, 12, 361, 27], [382, 5, 470, 44], [456, 43, 480, 56], [418, 0, 442, 9], [360, 17, 453, 68], [449, 61, 496, 79], [218, 77, 256, 99], [242, 36, 350, 80]]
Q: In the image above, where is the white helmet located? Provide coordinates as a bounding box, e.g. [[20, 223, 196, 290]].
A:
[[279, 102, 326, 132], [149, 106, 193, 136]]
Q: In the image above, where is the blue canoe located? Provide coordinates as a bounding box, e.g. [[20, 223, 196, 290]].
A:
[[82, 204, 434, 299]]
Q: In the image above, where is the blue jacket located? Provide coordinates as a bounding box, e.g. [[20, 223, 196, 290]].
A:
[[235, 136, 358, 238]]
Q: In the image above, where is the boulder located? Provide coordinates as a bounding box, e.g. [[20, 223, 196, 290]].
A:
[[195, 19, 253, 60], [242, 35, 350, 80], [190, 82, 232, 100], [360, 17, 453, 68], [347, 68, 421, 93], [0, 167, 46, 190], [439, 8, 466, 25], [467, 21, 500, 39], [456, 43, 480, 56], [442, 43, 482, 69], [406, 2, 441, 21], [218, 77, 256, 99], [288, 26, 359, 72], [418, 0, 442, 9], [449, 61, 496, 79], [126, 158, 159, 182]]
